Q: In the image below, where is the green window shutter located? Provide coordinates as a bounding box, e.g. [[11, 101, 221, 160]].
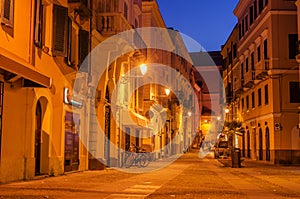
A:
[[52, 4, 68, 56]]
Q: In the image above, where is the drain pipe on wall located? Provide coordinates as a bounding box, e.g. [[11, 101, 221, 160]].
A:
[[23, 88, 29, 180]]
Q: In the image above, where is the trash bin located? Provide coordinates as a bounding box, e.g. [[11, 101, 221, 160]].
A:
[[232, 148, 241, 168]]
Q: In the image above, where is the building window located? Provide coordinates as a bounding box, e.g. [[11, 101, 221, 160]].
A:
[[289, 82, 300, 103], [66, 18, 74, 67], [245, 15, 248, 32], [246, 95, 249, 110], [246, 58, 249, 72], [252, 92, 255, 108], [264, 39, 268, 59], [251, 52, 255, 70], [124, 2, 128, 20], [258, 88, 262, 106], [242, 98, 245, 112], [34, 0, 43, 48], [233, 43, 237, 58], [242, 19, 245, 36], [264, 84, 269, 104], [79, 29, 89, 71], [259, 0, 264, 14], [250, 6, 254, 25], [254, 0, 258, 19], [228, 50, 232, 65], [0, 82, 3, 159], [52, 4, 68, 57], [265, 0, 268, 6], [239, 24, 242, 39], [135, 18, 138, 28], [1, 0, 14, 28], [288, 34, 298, 59], [257, 46, 261, 62], [241, 63, 244, 79]]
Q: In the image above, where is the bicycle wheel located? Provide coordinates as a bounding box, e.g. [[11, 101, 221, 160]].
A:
[[124, 153, 134, 168], [139, 153, 150, 167]]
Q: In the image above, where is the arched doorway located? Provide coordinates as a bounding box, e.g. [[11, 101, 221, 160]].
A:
[[35, 97, 50, 175], [35, 101, 42, 175], [247, 130, 250, 158], [104, 86, 111, 166], [265, 127, 270, 161], [259, 128, 263, 160]]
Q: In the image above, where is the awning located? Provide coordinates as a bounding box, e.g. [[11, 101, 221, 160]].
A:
[[122, 109, 150, 128], [0, 47, 52, 88]]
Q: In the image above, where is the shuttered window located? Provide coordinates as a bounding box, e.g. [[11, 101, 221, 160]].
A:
[[290, 82, 300, 103], [34, 0, 43, 48], [288, 34, 298, 59], [52, 4, 68, 56], [79, 29, 89, 72], [65, 17, 76, 67], [1, 0, 14, 27]]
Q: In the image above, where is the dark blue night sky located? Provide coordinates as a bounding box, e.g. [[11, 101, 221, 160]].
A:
[[157, 0, 239, 52]]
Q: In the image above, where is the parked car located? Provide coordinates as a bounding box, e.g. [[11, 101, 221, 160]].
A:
[[214, 140, 230, 159]]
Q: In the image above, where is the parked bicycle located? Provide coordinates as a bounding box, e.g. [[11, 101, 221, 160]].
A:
[[123, 144, 151, 168]]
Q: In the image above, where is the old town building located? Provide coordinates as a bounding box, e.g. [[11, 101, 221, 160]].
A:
[[0, 0, 91, 182], [223, 0, 300, 164], [0, 0, 200, 182]]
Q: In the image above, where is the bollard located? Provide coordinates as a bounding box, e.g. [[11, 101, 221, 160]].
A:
[[232, 148, 241, 168]]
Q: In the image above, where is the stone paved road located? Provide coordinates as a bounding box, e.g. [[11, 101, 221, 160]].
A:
[[0, 150, 300, 199]]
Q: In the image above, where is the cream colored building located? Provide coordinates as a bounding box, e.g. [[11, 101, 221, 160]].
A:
[[226, 0, 300, 164]]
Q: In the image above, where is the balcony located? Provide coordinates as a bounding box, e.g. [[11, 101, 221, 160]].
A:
[[243, 71, 255, 89], [68, 0, 90, 19], [233, 78, 243, 92], [254, 60, 269, 82], [97, 13, 132, 36]]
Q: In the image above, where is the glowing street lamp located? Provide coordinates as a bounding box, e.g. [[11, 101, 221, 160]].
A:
[[165, 88, 170, 96], [139, 64, 147, 75]]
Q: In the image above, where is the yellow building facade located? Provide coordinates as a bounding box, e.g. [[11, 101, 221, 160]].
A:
[[223, 0, 300, 164], [0, 0, 199, 183], [0, 0, 91, 182]]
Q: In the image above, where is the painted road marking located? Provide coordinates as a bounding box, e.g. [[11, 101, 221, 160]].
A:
[[105, 183, 161, 199]]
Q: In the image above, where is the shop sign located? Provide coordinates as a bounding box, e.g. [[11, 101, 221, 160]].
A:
[[64, 87, 83, 108]]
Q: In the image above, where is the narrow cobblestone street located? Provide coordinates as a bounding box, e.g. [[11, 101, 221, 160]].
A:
[[0, 150, 299, 199]]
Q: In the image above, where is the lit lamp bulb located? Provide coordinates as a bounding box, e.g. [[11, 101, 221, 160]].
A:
[[165, 88, 170, 96], [140, 64, 147, 75], [225, 108, 230, 114], [188, 111, 192, 117]]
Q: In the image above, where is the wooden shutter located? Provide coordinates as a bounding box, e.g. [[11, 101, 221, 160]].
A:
[[79, 29, 89, 72], [1, 0, 14, 27], [34, 0, 43, 48], [52, 4, 68, 56], [65, 17, 73, 66]]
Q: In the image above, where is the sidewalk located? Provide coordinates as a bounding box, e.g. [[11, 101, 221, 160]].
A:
[[0, 150, 299, 199]]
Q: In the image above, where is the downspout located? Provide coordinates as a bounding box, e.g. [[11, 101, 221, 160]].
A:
[[23, 88, 29, 180]]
